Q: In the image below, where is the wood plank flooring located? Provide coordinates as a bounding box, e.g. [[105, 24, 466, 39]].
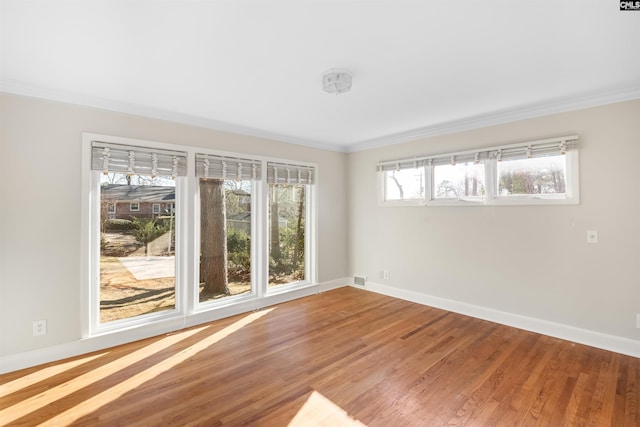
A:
[[1, 287, 639, 426]]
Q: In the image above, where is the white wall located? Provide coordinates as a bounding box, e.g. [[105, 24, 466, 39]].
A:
[[348, 99, 640, 350], [0, 93, 349, 364], [3, 93, 639, 371]]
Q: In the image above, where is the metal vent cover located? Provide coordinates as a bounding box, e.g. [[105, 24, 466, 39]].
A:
[[353, 276, 366, 287]]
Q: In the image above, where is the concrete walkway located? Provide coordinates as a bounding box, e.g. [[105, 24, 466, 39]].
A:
[[118, 256, 175, 280]]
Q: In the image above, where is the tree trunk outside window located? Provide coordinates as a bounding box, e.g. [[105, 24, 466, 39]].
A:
[[200, 178, 230, 296], [293, 186, 304, 273], [270, 185, 281, 264]]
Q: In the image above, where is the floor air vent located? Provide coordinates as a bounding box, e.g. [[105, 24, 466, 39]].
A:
[[353, 276, 366, 287]]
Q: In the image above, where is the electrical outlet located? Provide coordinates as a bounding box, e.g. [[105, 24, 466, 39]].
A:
[[586, 230, 598, 243], [33, 319, 47, 336], [636, 313, 640, 329], [382, 270, 390, 280]]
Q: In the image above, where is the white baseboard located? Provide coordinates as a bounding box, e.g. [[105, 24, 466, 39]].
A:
[[4, 278, 636, 374], [0, 277, 350, 374], [359, 281, 640, 359]]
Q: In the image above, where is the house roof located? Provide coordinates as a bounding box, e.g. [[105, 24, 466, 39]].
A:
[[101, 185, 175, 202]]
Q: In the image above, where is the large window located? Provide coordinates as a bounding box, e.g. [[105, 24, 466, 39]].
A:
[[379, 135, 579, 206], [89, 142, 186, 332], [83, 134, 317, 337], [99, 173, 178, 323], [267, 162, 313, 288], [196, 154, 261, 304]]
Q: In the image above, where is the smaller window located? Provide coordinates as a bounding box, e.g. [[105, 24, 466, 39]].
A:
[[432, 162, 485, 202], [381, 167, 425, 204], [130, 202, 140, 212], [378, 135, 578, 207], [107, 203, 116, 219], [152, 203, 161, 214], [497, 155, 566, 197], [492, 149, 579, 205]]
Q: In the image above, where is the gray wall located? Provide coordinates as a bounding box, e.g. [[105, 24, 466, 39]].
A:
[[348, 99, 640, 342], [0, 93, 348, 359]]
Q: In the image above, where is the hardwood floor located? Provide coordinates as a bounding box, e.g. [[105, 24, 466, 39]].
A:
[[1, 287, 639, 426]]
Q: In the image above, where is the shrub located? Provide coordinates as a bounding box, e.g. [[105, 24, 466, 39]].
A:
[[103, 218, 135, 231], [154, 217, 173, 233], [132, 218, 164, 241], [227, 228, 250, 271]]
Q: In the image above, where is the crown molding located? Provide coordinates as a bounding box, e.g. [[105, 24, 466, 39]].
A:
[[3, 80, 639, 154], [0, 80, 347, 153], [346, 83, 640, 153]]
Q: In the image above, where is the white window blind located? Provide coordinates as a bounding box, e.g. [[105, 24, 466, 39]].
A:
[[377, 135, 578, 171], [92, 141, 187, 178], [431, 152, 490, 167], [493, 139, 575, 162], [377, 159, 427, 172], [195, 153, 262, 180], [267, 162, 315, 185]]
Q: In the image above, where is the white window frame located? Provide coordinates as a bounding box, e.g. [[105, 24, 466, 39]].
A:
[[427, 161, 487, 207], [152, 203, 161, 215], [81, 133, 318, 339], [266, 180, 317, 295], [378, 135, 579, 207], [377, 167, 426, 207], [129, 202, 140, 212], [489, 151, 579, 206], [194, 175, 260, 310], [82, 134, 189, 337]]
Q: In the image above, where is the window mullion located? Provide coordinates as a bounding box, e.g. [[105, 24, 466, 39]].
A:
[[425, 164, 434, 202], [184, 152, 197, 315], [485, 159, 497, 202], [306, 181, 314, 283], [257, 161, 269, 299]]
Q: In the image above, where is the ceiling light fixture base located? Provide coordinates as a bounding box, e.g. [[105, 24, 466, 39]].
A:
[[322, 68, 352, 95]]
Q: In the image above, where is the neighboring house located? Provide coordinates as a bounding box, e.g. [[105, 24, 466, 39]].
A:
[[101, 184, 175, 221], [100, 184, 286, 229]]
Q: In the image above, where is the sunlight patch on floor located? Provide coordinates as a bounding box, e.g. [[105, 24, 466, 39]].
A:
[[0, 353, 106, 395], [0, 325, 209, 425], [288, 391, 367, 427], [45, 308, 274, 425]]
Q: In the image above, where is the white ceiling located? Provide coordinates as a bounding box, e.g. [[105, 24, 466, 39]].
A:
[[2, 1, 640, 152]]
